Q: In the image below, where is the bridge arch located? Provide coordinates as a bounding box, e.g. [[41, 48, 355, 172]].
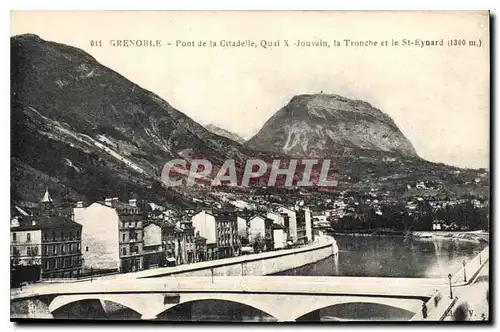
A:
[[291, 297, 424, 321], [156, 295, 280, 321], [49, 294, 157, 319]]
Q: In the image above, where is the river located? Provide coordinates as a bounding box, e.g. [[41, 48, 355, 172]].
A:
[[274, 234, 488, 278]]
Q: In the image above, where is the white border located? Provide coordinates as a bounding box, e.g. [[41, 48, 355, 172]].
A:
[[3, 1, 498, 332]]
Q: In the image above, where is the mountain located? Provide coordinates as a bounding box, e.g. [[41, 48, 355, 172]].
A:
[[10, 34, 489, 211], [205, 124, 246, 144], [10, 34, 248, 207], [245, 94, 417, 158]]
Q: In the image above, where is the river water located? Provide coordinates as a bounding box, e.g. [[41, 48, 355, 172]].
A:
[[275, 234, 488, 278]]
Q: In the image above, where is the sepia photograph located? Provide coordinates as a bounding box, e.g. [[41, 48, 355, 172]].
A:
[[9, 10, 490, 322]]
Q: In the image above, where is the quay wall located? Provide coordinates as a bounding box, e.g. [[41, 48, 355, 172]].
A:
[[137, 236, 338, 279]]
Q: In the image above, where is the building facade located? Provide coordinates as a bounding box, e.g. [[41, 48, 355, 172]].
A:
[[73, 201, 120, 272], [195, 232, 207, 262], [214, 212, 240, 258], [192, 210, 217, 258], [142, 222, 165, 269], [277, 206, 298, 243], [295, 208, 313, 244], [248, 215, 266, 243], [11, 189, 82, 281], [161, 221, 177, 265], [182, 220, 196, 264], [74, 198, 162, 274]]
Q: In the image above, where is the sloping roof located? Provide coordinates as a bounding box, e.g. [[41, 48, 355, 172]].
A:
[[15, 206, 30, 216], [249, 214, 266, 221], [13, 214, 81, 231], [193, 209, 215, 217]]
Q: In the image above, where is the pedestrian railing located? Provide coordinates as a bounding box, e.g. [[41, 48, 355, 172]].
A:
[[451, 246, 489, 285]]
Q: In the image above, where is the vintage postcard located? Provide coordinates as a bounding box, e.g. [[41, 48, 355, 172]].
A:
[[10, 11, 490, 322]]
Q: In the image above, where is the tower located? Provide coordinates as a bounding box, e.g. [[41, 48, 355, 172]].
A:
[[40, 187, 53, 215]]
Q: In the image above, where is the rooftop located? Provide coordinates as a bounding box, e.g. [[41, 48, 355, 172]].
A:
[[12, 214, 81, 231]]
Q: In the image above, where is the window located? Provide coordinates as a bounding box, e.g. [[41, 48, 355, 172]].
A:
[[61, 244, 65, 254], [43, 246, 47, 255], [26, 233, 31, 242], [85, 246, 88, 252], [123, 233, 126, 242], [12, 233, 16, 242], [122, 247, 127, 256], [53, 245, 56, 255], [69, 231, 73, 240], [52, 232, 56, 241], [44, 260, 49, 270], [76, 231, 80, 239]]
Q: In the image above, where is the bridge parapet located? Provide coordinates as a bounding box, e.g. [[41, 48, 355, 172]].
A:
[[11, 276, 443, 301], [451, 246, 489, 285]]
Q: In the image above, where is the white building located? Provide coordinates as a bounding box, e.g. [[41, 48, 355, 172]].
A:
[[267, 211, 285, 226], [304, 207, 313, 243], [10, 218, 42, 266], [248, 215, 266, 242], [277, 206, 297, 242], [191, 211, 216, 245], [236, 216, 248, 238], [73, 202, 120, 271], [272, 225, 286, 249]]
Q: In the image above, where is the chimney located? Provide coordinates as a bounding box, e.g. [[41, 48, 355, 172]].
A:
[[76, 201, 84, 208], [32, 220, 36, 226], [129, 199, 137, 207], [105, 198, 113, 206]]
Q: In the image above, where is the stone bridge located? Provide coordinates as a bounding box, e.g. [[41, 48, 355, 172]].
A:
[[11, 276, 445, 321]]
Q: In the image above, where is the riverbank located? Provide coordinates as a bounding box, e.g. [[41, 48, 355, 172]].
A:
[[330, 230, 489, 243], [413, 231, 489, 243]]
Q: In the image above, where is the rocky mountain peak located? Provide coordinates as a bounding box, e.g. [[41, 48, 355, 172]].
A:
[[245, 93, 417, 158]]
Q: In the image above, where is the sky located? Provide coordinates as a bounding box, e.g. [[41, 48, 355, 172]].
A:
[[11, 11, 490, 169]]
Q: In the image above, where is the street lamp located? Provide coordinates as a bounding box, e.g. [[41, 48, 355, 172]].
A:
[[448, 273, 453, 299], [463, 260, 467, 282]]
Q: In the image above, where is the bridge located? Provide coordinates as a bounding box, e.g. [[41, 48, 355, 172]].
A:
[[11, 275, 444, 321], [11, 245, 489, 321]]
